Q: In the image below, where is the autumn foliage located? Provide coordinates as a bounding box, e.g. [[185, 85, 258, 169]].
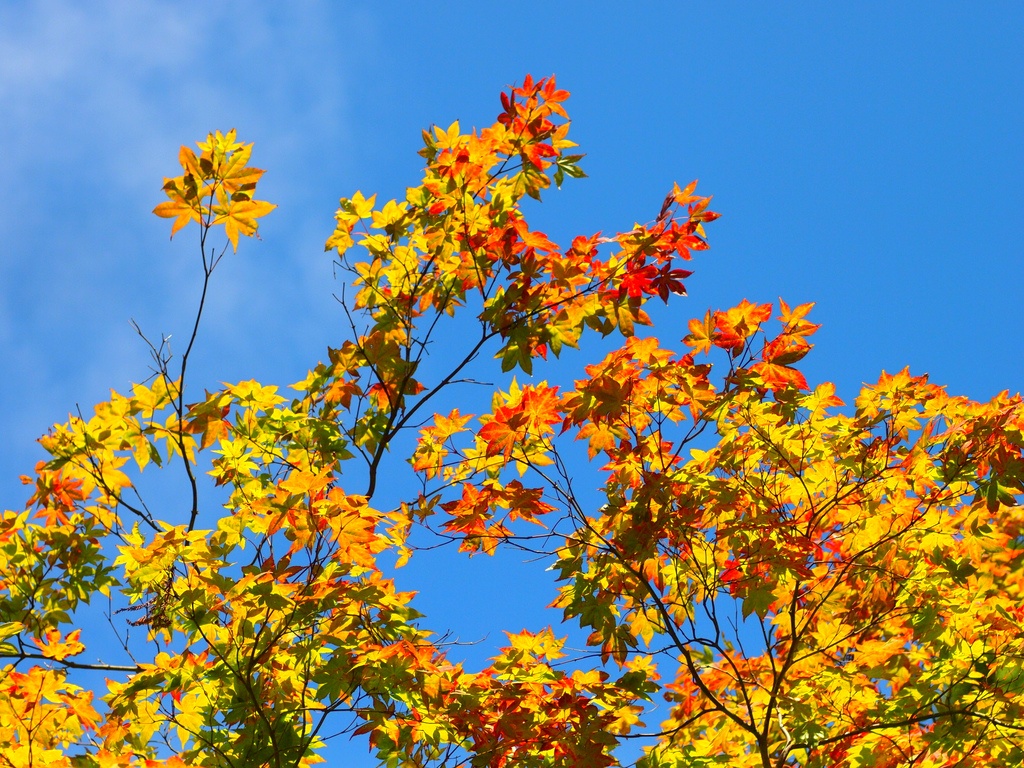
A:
[[2, 76, 1024, 768]]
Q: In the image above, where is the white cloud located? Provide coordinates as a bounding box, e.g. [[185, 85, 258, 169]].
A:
[[0, 0, 354, 189], [0, 0, 366, 489]]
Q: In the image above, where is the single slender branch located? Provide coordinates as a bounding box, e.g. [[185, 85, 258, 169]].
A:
[[0, 651, 139, 674]]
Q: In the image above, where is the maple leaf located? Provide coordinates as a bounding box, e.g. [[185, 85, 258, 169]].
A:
[[778, 298, 820, 336], [184, 392, 233, 450], [650, 263, 693, 302], [153, 195, 201, 237], [714, 299, 772, 355], [762, 333, 811, 366], [32, 628, 86, 660], [577, 421, 624, 459], [502, 480, 556, 524], [617, 258, 659, 300], [803, 381, 845, 417], [215, 197, 277, 251], [684, 310, 717, 355]]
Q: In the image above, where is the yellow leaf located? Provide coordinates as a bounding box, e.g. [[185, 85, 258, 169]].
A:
[[215, 198, 277, 251], [153, 197, 201, 238]]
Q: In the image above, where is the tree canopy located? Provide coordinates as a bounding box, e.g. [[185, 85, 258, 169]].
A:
[[2, 76, 1023, 768]]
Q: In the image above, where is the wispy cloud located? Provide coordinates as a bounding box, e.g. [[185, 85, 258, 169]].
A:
[[1, 0, 363, 487]]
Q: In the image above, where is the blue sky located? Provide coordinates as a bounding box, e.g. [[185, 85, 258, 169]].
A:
[[2, 1, 1022, 761]]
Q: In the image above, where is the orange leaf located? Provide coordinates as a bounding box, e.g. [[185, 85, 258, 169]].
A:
[[32, 628, 86, 660]]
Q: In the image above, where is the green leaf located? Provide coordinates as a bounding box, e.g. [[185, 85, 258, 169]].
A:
[[741, 584, 775, 620]]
